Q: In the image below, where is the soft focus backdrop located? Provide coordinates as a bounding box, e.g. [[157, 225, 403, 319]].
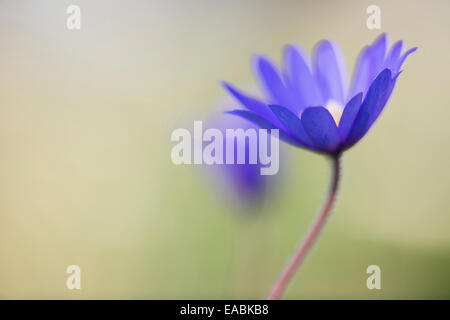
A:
[[1, 0, 449, 299]]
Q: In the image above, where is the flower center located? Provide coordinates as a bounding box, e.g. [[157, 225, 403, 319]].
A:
[[325, 100, 344, 126]]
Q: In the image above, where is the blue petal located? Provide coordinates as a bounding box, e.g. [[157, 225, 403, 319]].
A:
[[313, 40, 346, 105], [369, 33, 387, 80], [253, 55, 293, 110], [283, 45, 323, 111], [344, 69, 392, 148], [269, 105, 313, 147], [366, 71, 402, 131], [349, 33, 387, 100], [395, 47, 418, 72], [348, 45, 373, 99], [221, 81, 280, 125], [226, 109, 303, 147], [384, 40, 403, 72], [301, 107, 341, 153], [338, 92, 363, 140], [374, 71, 399, 116]]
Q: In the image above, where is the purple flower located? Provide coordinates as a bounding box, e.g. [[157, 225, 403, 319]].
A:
[[223, 34, 417, 156], [203, 111, 281, 210]]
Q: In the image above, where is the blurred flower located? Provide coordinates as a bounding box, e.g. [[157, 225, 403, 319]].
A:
[[202, 110, 283, 212], [223, 34, 417, 155]]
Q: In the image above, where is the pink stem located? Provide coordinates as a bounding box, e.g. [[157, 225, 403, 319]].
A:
[[267, 155, 341, 300]]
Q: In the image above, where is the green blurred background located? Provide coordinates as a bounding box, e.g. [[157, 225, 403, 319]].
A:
[[1, 0, 449, 299]]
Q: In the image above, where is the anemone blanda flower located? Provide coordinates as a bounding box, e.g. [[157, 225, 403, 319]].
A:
[[220, 34, 417, 300], [205, 112, 274, 210], [223, 34, 417, 156]]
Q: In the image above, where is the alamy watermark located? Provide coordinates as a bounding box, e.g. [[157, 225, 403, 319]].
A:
[[366, 265, 381, 290], [66, 5, 81, 30], [366, 5, 381, 30], [66, 265, 81, 290], [170, 121, 280, 175]]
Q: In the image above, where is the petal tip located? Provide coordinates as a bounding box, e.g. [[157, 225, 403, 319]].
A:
[[220, 80, 231, 89], [252, 54, 272, 68], [314, 39, 334, 53]]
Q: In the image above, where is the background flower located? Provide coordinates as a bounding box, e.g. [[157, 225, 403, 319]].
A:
[[202, 110, 282, 212]]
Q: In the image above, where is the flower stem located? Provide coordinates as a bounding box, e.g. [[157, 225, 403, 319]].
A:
[[267, 155, 342, 300]]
